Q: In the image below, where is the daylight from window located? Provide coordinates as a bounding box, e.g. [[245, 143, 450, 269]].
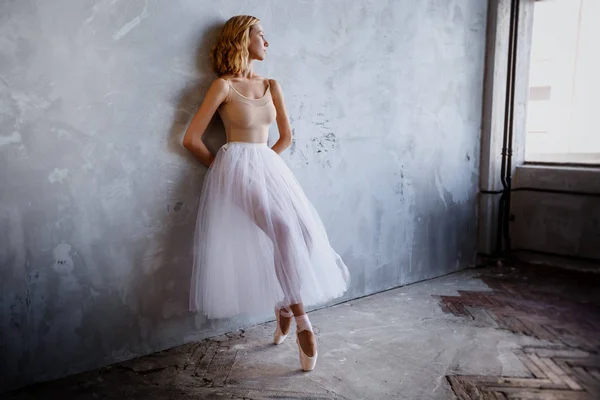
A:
[[525, 0, 600, 164]]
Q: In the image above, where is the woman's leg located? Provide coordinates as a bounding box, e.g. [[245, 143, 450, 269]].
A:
[[256, 213, 316, 356], [265, 216, 301, 337], [243, 189, 302, 336], [242, 180, 316, 356]]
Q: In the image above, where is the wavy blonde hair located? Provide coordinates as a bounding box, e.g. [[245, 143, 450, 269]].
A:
[[210, 15, 260, 76]]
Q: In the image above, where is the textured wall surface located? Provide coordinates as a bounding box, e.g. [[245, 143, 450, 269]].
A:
[[0, 0, 488, 390], [511, 166, 600, 261]]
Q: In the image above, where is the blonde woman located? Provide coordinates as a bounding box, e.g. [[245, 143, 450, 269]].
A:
[[183, 15, 349, 371]]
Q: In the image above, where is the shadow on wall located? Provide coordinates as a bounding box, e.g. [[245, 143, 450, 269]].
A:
[[126, 21, 226, 349], [0, 21, 234, 394]]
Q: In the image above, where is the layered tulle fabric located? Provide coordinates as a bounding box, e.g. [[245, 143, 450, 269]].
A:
[[189, 142, 350, 319]]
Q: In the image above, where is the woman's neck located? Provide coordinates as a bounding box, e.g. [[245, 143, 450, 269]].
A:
[[239, 61, 254, 79]]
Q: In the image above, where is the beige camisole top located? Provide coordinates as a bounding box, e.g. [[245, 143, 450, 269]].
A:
[[218, 79, 277, 144]]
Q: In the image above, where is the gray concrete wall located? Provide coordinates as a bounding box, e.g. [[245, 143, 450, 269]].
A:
[[0, 0, 488, 390]]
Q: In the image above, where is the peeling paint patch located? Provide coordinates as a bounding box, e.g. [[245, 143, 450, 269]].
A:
[[166, 201, 184, 213], [311, 132, 337, 154], [52, 243, 74, 273], [290, 130, 297, 155], [0, 131, 21, 148], [48, 168, 69, 183]]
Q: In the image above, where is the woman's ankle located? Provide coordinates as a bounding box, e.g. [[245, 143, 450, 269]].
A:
[[294, 314, 313, 333]]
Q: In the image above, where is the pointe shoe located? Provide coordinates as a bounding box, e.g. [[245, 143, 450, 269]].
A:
[[295, 314, 318, 371], [273, 303, 293, 345]]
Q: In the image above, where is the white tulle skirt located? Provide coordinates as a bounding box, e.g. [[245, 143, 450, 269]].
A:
[[189, 141, 350, 319]]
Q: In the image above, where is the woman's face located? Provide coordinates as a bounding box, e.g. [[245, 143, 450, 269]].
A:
[[248, 24, 268, 61]]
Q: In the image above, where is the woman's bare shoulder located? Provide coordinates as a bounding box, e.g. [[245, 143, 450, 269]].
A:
[[214, 75, 231, 85], [208, 77, 230, 94], [200, 77, 229, 106], [268, 78, 283, 96]]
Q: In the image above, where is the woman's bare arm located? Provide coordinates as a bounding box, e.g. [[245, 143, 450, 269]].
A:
[[182, 78, 229, 167], [269, 79, 293, 154]]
